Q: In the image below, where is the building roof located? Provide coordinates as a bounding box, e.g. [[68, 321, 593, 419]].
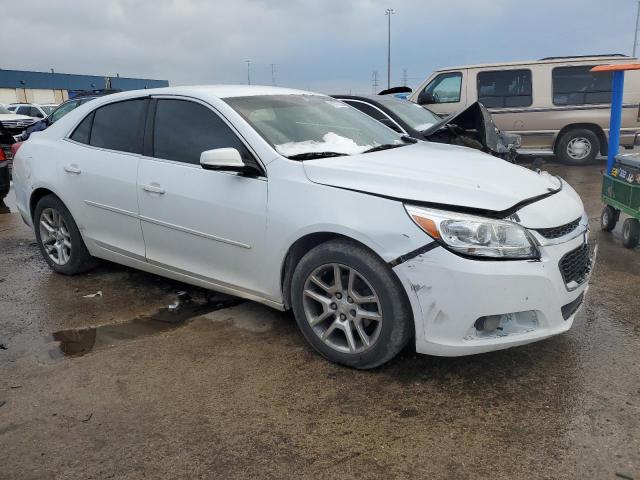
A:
[[0, 69, 168, 90]]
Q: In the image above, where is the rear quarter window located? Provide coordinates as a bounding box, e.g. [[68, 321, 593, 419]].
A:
[[89, 99, 148, 154]]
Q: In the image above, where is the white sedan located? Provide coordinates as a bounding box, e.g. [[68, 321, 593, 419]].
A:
[[12, 86, 594, 368]]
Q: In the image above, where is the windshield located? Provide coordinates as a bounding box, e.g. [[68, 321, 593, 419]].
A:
[[224, 94, 404, 158], [375, 97, 442, 132], [41, 105, 56, 115], [0, 106, 11, 114]]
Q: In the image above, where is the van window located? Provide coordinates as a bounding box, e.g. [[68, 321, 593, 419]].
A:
[[477, 69, 532, 108], [152, 99, 256, 168], [422, 72, 462, 104], [552, 66, 612, 106], [90, 99, 147, 154]]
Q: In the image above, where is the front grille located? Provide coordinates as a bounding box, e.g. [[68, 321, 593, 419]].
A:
[[559, 244, 591, 287], [535, 217, 581, 239], [561, 292, 584, 320]]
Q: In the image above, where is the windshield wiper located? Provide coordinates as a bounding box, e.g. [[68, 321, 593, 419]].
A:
[[287, 151, 348, 160], [363, 143, 407, 154]]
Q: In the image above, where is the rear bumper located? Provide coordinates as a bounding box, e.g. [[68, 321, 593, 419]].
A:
[[393, 233, 594, 357]]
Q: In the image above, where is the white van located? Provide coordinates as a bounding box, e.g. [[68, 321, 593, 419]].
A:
[[409, 54, 640, 164]]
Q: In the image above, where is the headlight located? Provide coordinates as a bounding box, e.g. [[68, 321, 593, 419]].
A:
[[405, 205, 539, 259]]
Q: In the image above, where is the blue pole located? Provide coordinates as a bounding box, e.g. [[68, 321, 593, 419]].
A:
[[607, 70, 625, 174]]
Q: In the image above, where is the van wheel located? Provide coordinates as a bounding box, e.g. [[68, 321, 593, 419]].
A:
[[34, 194, 98, 274], [555, 129, 600, 165], [290, 239, 413, 369], [622, 218, 640, 249]]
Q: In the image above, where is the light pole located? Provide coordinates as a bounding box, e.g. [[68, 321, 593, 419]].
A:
[[245, 60, 251, 85], [385, 8, 395, 89], [634, 1, 640, 57]]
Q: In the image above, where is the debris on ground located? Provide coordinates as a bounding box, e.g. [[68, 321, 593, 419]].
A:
[[0, 343, 7, 350], [82, 291, 103, 299], [80, 413, 93, 423], [0, 401, 6, 408], [168, 291, 192, 311]]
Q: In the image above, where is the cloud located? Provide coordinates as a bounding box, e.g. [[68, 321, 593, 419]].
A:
[[1, 0, 637, 94]]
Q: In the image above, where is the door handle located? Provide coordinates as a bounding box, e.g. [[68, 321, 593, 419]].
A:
[[142, 184, 165, 195], [64, 164, 81, 174]]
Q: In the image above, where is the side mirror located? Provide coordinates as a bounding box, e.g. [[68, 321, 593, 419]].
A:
[[200, 148, 246, 172], [417, 91, 435, 105]]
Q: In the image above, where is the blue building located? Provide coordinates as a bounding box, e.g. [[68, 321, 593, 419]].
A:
[[0, 69, 169, 105]]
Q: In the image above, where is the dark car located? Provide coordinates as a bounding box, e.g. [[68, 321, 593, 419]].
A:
[[17, 90, 118, 141], [332, 94, 521, 162]]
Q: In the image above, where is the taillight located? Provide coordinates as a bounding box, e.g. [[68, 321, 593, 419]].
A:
[[0, 148, 5, 161], [10, 141, 23, 157]]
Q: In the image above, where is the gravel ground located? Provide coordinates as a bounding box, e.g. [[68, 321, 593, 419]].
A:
[[0, 159, 639, 479]]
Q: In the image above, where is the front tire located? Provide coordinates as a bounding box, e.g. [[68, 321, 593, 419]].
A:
[[555, 128, 600, 165], [601, 205, 619, 232], [622, 218, 640, 249], [290, 239, 413, 369], [34, 194, 97, 274]]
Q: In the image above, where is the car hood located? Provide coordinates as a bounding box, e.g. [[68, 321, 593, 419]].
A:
[[422, 102, 521, 154], [302, 142, 580, 225]]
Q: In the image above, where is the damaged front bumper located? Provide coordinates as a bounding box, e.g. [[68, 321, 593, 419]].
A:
[[392, 233, 595, 357]]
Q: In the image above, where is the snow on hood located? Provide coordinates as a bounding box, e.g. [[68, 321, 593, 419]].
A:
[[302, 141, 583, 226], [276, 132, 372, 156]]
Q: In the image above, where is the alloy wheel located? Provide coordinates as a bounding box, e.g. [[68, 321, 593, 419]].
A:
[[302, 263, 383, 354], [39, 207, 72, 265], [566, 137, 592, 160]]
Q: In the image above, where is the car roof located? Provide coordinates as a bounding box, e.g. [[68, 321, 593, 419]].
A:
[[89, 85, 323, 104]]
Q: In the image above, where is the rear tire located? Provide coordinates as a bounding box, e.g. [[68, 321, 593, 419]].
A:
[[622, 218, 640, 249], [555, 128, 600, 165], [290, 238, 413, 369], [34, 194, 98, 274], [600, 205, 619, 232]]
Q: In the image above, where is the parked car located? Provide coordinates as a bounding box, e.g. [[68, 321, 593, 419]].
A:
[[333, 94, 521, 161], [17, 95, 101, 141], [0, 105, 36, 136], [12, 86, 594, 368], [7, 103, 58, 120], [409, 54, 640, 164]]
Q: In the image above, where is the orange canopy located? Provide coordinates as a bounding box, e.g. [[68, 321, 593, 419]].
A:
[[590, 63, 640, 72]]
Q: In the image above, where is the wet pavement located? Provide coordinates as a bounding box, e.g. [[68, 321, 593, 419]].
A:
[[1, 160, 639, 479]]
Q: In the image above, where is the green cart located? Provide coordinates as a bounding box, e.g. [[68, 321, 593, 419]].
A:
[[601, 165, 640, 248], [592, 63, 640, 248]]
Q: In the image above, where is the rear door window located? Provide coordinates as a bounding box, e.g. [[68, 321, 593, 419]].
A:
[[552, 66, 612, 105], [477, 69, 532, 108], [344, 101, 388, 122], [152, 99, 257, 168], [89, 99, 148, 154]]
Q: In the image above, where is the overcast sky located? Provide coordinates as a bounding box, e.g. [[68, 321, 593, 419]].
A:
[[1, 0, 637, 94]]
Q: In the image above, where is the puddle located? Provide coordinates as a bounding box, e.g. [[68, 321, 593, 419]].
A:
[[49, 292, 244, 358]]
